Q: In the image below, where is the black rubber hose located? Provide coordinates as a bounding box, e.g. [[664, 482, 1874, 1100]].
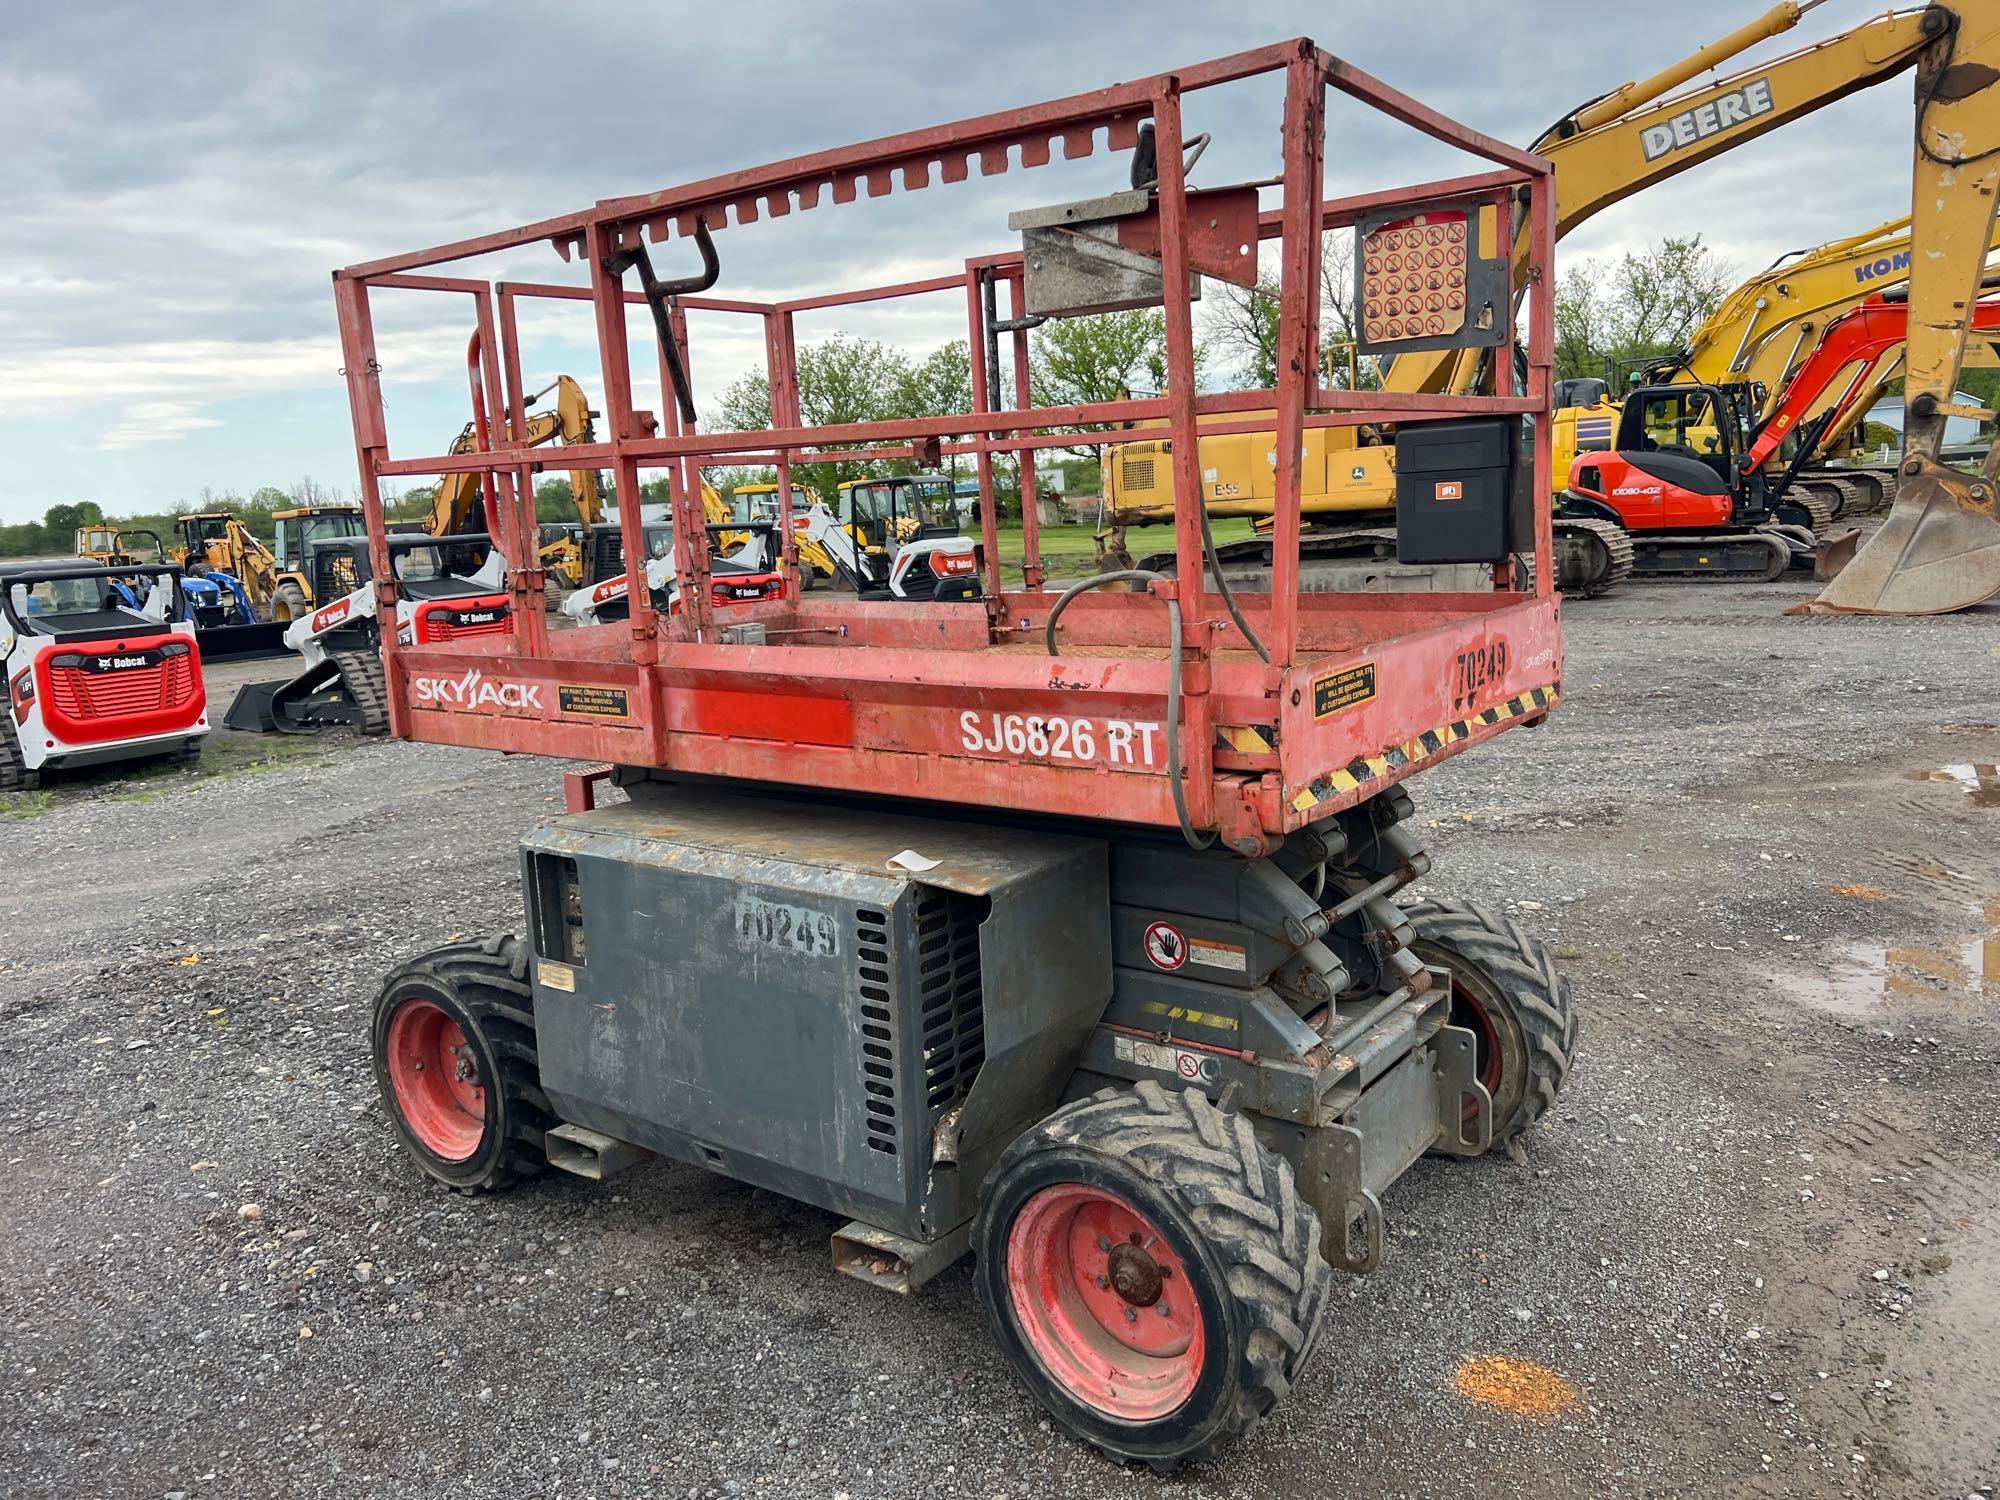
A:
[[1044, 570, 1212, 849], [1197, 499, 1269, 664]]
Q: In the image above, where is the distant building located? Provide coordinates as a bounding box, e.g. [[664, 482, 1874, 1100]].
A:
[[1864, 391, 1987, 447]]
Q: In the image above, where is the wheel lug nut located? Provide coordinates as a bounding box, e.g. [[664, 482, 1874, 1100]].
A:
[[1095, 1275, 1109, 1290], [1096, 1236, 1112, 1252], [1157, 1303, 1171, 1317], [1124, 1307, 1138, 1323]]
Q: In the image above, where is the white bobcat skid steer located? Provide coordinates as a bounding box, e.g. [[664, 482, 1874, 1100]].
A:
[[561, 522, 784, 627], [811, 474, 981, 600], [228, 537, 512, 735], [0, 561, 209, 791]]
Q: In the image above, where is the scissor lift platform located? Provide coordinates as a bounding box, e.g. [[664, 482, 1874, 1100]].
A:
[[392, 585, 1556, 852], [329, 37, 1562, 854]]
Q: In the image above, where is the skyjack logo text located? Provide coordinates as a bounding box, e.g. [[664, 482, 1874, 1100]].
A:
[[412, 668, 544, 713]]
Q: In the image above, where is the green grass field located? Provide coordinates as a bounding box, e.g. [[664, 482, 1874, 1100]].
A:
[[983, 518, 1262, 579]]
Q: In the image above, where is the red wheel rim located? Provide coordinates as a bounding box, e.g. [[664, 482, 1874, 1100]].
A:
[[1445, 973, 1506, 1124], [1006, 1183, 1204, 1421], [385, 998, 486, 1160], [1449, 975, 1505, 1096]]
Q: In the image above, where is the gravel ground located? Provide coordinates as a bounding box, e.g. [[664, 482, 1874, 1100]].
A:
[[2, 579, 1997, 1500]]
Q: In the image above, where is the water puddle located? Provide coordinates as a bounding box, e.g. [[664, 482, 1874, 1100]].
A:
[[1773, 935, 2000, 1017], [1904, 764, 2000, 808]]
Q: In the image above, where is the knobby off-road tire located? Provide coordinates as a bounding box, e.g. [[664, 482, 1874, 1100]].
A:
[[1406, 898, 1577, 1147], [371, 933, 555, 1192], [0, 715, 39, 794], [272, 581, 310, 625], [974, 1080, 1332, 1471]]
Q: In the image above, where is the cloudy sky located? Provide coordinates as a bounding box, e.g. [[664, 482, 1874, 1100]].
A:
[[1, 0, 1930, 523]]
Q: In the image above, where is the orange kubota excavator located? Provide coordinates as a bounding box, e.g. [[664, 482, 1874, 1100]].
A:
[[1563, 292, 2000, 580]]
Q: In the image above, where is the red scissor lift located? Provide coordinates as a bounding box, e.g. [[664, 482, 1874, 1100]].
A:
[[353, 41, 1579, 1468]]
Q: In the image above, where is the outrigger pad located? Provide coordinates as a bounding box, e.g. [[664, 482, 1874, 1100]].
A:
[[1793, 458, 2000, 615]]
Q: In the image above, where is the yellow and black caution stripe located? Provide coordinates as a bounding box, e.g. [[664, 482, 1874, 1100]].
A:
[[1289, 683, 1559, 813], [1214, 724, 1277, 756]]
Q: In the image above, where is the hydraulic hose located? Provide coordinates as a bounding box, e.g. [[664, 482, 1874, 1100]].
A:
[[1044, 570, 1212, 849], [1198, 496, 1269, 664]]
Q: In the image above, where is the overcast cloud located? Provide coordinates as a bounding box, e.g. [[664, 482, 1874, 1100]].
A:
[[0, 0, 1927, 522]]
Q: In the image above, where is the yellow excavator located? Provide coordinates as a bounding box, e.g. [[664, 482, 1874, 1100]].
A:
[[427, 374, 609, 585], [1106, 0, 1998, 603], [1796, 1, 2000, 613], [441, 374, 775, 587], [728, 481, 839, 586]]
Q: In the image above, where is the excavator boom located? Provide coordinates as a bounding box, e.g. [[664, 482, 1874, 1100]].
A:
[[1400, 3, 1956, 398], [1800, 0, 2000, 614], [1746, 295, 2000, 473]]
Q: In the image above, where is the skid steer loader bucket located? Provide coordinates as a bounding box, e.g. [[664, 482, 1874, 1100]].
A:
[[1791, 457, 2000, 615]]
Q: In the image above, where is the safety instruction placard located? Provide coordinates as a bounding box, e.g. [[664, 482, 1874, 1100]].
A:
[[559, 685, 631, 719], [1313, 662, 1377, 718]]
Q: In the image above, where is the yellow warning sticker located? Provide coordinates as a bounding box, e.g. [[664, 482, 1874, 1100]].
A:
[[558, 685, 631, 719], [1313, 662, 1377, 718]]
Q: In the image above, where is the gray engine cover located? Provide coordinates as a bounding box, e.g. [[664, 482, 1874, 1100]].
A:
[[520, 786, 1110, 1244]]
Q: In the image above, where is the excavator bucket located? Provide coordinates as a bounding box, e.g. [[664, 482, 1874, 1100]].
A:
[[1791, 457, 2000, 615], [1812, 527, 1862, 581]]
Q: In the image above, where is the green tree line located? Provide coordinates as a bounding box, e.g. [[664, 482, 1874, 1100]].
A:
[[0, 478, 360, 560]]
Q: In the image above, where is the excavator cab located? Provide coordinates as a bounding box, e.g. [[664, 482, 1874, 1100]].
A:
[[1611, 385, 1741, 523], [841, 475, 960, 557]]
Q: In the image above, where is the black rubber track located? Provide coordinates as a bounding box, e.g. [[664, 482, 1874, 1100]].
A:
[[330, 649, 391, 735], [1551, 517, 1635, 598], [1777, 489, 1836, 536], [1405, 898, 1578, 1145], [0, 714, 37, 794], [372, 933, 555, 1193], [975, 1080, 1333, 1471]]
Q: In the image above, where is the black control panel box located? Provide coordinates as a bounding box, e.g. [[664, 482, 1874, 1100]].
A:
[[1394, 419, 1524, 564]]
